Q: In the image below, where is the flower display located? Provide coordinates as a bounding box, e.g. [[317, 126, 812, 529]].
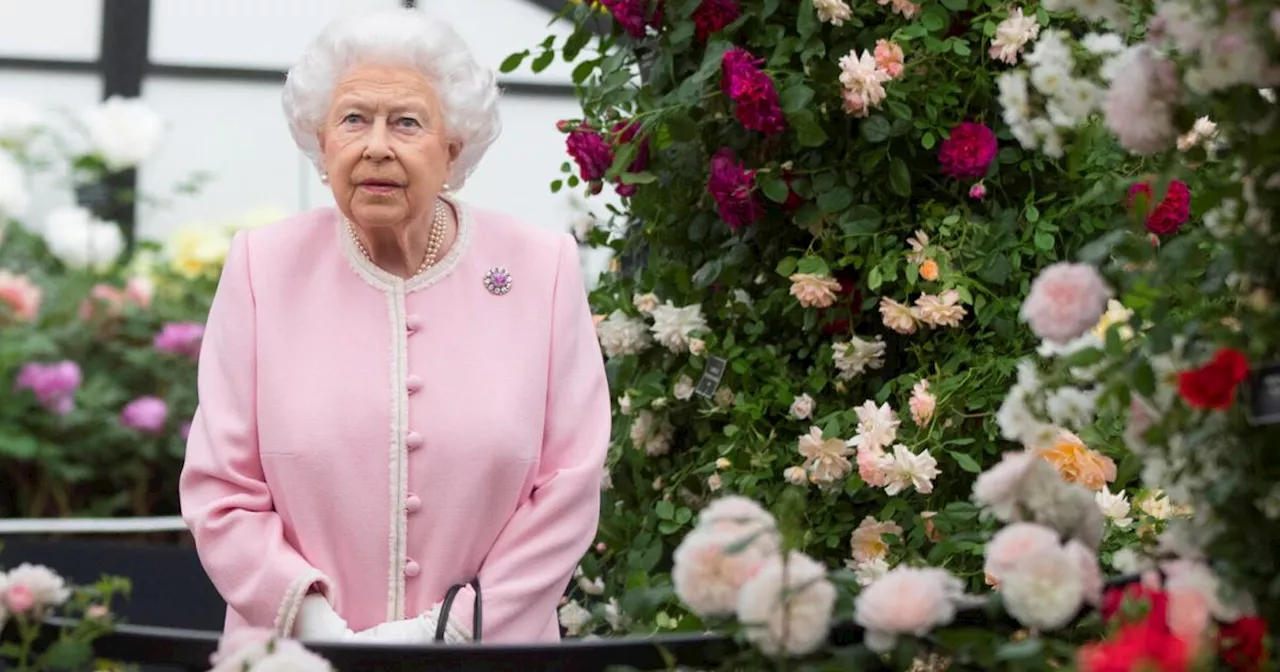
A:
[[14, 361, 82, 415]]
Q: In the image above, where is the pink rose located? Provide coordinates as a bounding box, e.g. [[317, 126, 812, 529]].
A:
[[0, 270, 41, 322], [154, 322, 205, 359], [5, 584, 35, 614], [873, 39, 905, 79], [120, 396, 168, 435], [1020, 262, 1112, 344], [984, 522, 1061, 582], [854, 567, 963, 652], [969, 182, 987, 200], [14, 361, 82, 415]]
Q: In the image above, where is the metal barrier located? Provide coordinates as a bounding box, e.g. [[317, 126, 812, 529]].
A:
[[37, 617, 741, 672]]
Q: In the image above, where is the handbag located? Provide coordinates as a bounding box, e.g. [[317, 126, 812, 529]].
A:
[[434, 577, 482, 642]]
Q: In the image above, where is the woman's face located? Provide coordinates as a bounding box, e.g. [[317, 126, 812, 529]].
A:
[[318, 64, 458, 230]]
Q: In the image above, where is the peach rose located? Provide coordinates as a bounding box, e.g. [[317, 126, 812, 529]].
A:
[[789, 272, 842, 309], [1037, 430, 1116, 491], [0, 271, 41, 322]]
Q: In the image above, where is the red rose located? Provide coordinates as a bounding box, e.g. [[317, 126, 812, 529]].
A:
[[1101, 584, 1168, 627], [720, 47, 786, 134], [1177, 347, 1250, 410], [938, 122, 997, 180], [692, 0, 739, 42], [821, 273, 862, 335], [1219, 616, 1269, 672], [1128, 179, 1191, 236], [1079, 619, 1190, 672], [565, 127, 613, 182]]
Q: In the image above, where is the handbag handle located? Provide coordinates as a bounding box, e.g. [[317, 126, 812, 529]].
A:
[[434, 577, 482, 642]]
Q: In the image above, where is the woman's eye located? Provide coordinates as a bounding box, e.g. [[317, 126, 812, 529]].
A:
[[397, 117, 422, 129], [342, 113, 362, 125]]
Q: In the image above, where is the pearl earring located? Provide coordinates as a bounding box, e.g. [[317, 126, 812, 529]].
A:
[[320, 172, 330, 185]]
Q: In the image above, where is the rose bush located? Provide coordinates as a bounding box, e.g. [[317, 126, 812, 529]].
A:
[[514, 0, 1201, 651]]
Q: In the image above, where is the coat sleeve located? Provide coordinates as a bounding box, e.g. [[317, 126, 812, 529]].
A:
[[445, 234, 610, 642], [179, 232, 332, 636]]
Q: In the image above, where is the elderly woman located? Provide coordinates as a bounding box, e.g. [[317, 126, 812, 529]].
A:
[[178, 8, 610, 644]]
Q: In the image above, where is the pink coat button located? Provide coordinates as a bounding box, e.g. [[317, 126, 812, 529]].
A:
[[404, 560, 420, 577], [405, 315, 423, 333], [405, 432, 424, 450], [405, 375, 424, 393], [405, 494, 423, 513]]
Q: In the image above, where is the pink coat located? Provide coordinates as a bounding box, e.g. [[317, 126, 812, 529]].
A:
[[179, 197, 610, 642]]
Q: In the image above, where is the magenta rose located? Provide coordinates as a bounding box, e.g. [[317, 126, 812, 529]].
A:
[[154, 322, 205, 359], [565, 127, 613, 183], [121, 396, 169, 435], [939, 122, 998, 180], [707, 149, 764, 231], [721, 47, 786, 134], [14, 361, 82, 415]]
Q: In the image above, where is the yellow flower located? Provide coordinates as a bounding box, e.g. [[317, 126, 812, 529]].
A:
[[1092, 299, 1134, 341], [166, 225, 231, 279], [1036, 429, 1116, 491]]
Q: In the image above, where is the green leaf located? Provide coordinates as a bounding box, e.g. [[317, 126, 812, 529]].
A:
[[978, 254, 1011, 285], [1026, 204, 1041, 222], [675, 507, 694, 524], [889, 158, 912, 197], [868, 267, 884, 290], [41, 640, 94, 671], [921, 131, 936, 149], [499, 51, 529, 73], [780, 83, 815, 114], [655, 500, 675, 520], [0, 434, 39, 460], [1034, 231, 1055, 250], [797, 0, 819, 39], [531, 49, 555, 73], [950, 451, 981, 473], [693, 259, 723, 288], [921, 5, 949, 32], [818, 186, 854, 213], [996, 638, 1045, 661], [762, 174, 791, 203], [1066, 346, 1105, 367], [840, 205, 883, 235], [1133, 360, 1156, 398], [951, 39, 972, 56], [797, 256, 831, 276], [563, 27, 592, 61], [942, 0, 967, 10], [620, 172, 658, 185], [776, 256, 799, 277], [791, 110, 829, 147], [666, 115, 699, 142], [658, 520, 682, 534], [571, 59, 597, 84], [860, 116, 892, 143]]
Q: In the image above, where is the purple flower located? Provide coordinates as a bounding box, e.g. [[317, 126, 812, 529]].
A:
[[154, 322, 205, 360], [14, 361, 82, 415], [121, 396, 168, 435]]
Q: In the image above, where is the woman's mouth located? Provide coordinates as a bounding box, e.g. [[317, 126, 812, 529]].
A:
[[358, 180, 401, 194]]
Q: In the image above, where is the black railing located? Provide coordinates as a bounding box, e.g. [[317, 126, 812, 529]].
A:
[[36, 618, 738, 672]]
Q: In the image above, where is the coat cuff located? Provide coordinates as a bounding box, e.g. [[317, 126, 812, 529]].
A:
[[273, 570, 332, 637]]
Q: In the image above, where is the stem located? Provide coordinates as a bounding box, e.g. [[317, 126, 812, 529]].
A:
[[132, 466, 152, 516]]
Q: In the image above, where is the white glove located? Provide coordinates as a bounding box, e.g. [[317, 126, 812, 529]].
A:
[[294, 594, 356, 642], [350, 604, 472, 645], [351, 614, 438, 644]]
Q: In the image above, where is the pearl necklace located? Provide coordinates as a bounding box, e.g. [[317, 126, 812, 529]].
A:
[[347, 200, 448, 277]]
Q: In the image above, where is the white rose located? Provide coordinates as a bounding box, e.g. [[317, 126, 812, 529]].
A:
[[250, 639, 333, 672], [0, 150, 30, 221], [673, 375, 695, 400], [789, 393, 815, 420], [80, 96, 164, 172], [0, 100, 41, 141], [736, 551, 836, 657], [672, 526, 779, 617], [41, 206, 124, 271], [999, 545, 1085, 631], [558, 600, 593, 637]]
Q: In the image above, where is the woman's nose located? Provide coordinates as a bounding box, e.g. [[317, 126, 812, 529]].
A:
[[362, 119, 394, 160]]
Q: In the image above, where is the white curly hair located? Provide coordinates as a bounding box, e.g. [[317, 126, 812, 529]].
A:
[[281, 8, 502, 190]]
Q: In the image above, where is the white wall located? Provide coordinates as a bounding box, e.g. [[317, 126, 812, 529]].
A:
[[0, 0, 616, 281]]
